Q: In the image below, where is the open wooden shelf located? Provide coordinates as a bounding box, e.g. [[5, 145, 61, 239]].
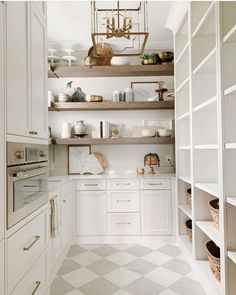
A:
[[53, 136, 175, 145], [49, 101, 174, 112], [196, 221, 221, 247], [48, 64, 174, 78]]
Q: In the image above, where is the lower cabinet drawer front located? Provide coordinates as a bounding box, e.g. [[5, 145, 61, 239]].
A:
[[7, 211, 47, 292], [107, 179, 139, 190], [140, 178, 171, 190], [11, 252, 46, 295], [76, 179, 106, 191], [107, 191, 140, 212], [108, 213, 140, 235]]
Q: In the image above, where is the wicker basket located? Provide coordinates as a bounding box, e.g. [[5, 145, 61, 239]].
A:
[[209, 199, 219, 230], [186, 188, 192, 208], [206, 240, 221, 281], [185, 219, 192, 243]]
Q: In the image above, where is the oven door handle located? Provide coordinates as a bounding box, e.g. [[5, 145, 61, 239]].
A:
[[11, 167, 48, 180]]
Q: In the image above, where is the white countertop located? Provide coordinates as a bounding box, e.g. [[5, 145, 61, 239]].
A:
[[48, 170, 176, 194]]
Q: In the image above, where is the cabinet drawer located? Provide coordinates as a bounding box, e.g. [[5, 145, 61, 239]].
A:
[[107, 179, 139, 190], [140, 178, 171, 190], [11, 252, 46, 295], [107, 191, 140, 212], [107, 213, 140, 235], [76, 179, 106, 191], [7, 211, 47, 292]]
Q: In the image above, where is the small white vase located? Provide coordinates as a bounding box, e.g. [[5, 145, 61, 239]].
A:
[[61, 122, 71, 138]]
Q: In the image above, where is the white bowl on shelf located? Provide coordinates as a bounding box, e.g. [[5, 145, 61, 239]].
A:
[[111, 56, 129, 66], [141, 129, 156, 137], [157, 128, 172, 137]]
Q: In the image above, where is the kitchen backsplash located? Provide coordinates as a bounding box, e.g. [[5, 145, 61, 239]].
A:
[[48, 76, 174, 175]]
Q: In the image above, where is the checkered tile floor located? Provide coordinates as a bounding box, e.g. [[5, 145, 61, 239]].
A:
[[50, 243, 206, 295]]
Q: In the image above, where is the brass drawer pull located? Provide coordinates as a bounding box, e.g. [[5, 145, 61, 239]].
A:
[[117, 183, 130, 186], [23, 235, 40, 251], [117, 222, 131, 225], [84, 183, 98, 186], [117, 200, 131, 203], [32, 281, 41, 295], [29, 130, 38, 135], [148, 183, 162, 186]]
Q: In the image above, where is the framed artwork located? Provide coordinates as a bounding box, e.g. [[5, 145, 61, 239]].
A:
[[68, 145, 91, 174], [130, 81, 159, 101]]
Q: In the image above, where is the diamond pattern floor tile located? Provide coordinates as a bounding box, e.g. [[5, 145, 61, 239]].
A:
[[50, 243, 206, 295]]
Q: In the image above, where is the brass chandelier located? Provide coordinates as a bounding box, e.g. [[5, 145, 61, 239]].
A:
[[91, 1, 149, 56]]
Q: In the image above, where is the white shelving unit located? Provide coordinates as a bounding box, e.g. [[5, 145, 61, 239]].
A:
[[174, 2, 236, 294]]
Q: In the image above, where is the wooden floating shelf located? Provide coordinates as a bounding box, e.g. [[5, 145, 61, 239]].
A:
[[53, 137, 175, 145], [49, 101, 174, 111], [48, 64, 174, 78]]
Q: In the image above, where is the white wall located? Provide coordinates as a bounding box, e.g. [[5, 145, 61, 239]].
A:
[[48, 76, 175, 175]]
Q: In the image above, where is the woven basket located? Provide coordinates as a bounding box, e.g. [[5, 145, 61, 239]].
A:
[[185, 219, 192, 243], [209, 199, 219, 230], [186, 188, 192, 208], [206, 240, 221, 281]]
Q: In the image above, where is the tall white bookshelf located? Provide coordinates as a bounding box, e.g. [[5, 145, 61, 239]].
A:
[[174, 2, 236, 295]]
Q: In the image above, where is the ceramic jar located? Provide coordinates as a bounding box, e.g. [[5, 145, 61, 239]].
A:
[[73, 120, 86, 134]]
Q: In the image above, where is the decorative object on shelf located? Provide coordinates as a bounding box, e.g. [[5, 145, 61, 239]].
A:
[[72, 87, 86, 102], [73, 133, 88, 138], [85, 94, 103, 102], [140, 53, 157, 65], [167, 90, 175, 101], [69, 145, 90, 174], [64, 81, 75, 99], [186, 188, 192, 208], [58, 93, 69, 103], [88, 43, 113, 66], [143, 119, 173, 129], [90, 1, 149, 56], [124, 87, 134, 102], [48, 91, 55, 107], [110, 124, 122, 138], [94, 152, 108, 170], [112, 89, 121, 102], [206, 240, 221, 281], [156, 81, 168, 101], [209, 199, 219, 230], [185, 219, 192, 243], [137, 167, 145, 175], [61, 122, 72, 138], [99, 120, 110, 138], [48, 49, 60, 67], [62, 49, 78, 66], [131, 81, 160, 102], [144, 153, 160, 175], [157, 128, 172, 137], [111, 56, 129, 66], [141, 129, 156, 137], [84, 55, 99, 67], [73, 120, 87, 135], [158, 51, 174, 64]]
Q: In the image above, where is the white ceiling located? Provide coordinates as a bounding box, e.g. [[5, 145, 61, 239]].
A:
[[47, 1, 173, 52]]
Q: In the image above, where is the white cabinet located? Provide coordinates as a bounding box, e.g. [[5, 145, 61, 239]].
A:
[[76, 179, 106, 191], [107, 213, 140, 235], [6, 2, 48, 140], [107, 190, 140, 212], [0, 240, 4, 295], [141, 190, 172, 235], [76, 191, 107, 235], [61, 192, 73, 248], [0, 1, 5, 241]]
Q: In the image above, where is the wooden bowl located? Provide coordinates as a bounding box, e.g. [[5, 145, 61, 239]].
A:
[[158, 51, 174, 63]]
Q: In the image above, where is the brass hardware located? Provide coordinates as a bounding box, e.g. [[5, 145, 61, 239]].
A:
[[148, 183, 162, 186], [117, 222, 131, 225], [23, 235, 40, 251], [15, 150, 24, 160], [117, 200, 131, 202], [29, 130, 38, 135], [31, 281, 41, 295], [117, 183, 130, 186], [84, 183, 98, 186]]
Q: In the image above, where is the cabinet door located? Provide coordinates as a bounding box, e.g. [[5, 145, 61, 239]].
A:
[[0, 240, 4, 295], [6, 2, 30, 136], [0, 1, 5, 241], [141, 190, 172, 235], [61, 193, 73, 248], [76, 191, 106, 235], [30, 4, 48, 139]]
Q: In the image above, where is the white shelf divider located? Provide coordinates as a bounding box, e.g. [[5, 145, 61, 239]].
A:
[[177, 111, 190, 121], [193, 48, 216, 75], [193, 96, 217, 112], [225, 143, 236, 149], [196, 221, 221, 247], [176, 42, 189, 64], [177, 146, 191, 150], [176, 76, 190, 93], [228, 251, 236, 264], [192, 2, 215, 38], [178, 175, 192, 184], [224, 83, 236, 96], [223, 24, 236, 43], [179, 204, 192, 219], [227, 197, 236, 207], [194, 144, 218, 150], [195, 182, 219, 198]]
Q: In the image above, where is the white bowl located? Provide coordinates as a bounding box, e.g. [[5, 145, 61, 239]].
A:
[[141, 129, 156, 137], [157, 129, 172, 137], [111, 56, 129, 66]]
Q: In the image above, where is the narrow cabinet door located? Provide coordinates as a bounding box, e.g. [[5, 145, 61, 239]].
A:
[[141, 190, 172, 235], [61, 193, 73, 248], [6, 2, 30, 136], [76, 191, 107, 235], [0, 1, 5, 241], [30, 4, 48, 139]]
